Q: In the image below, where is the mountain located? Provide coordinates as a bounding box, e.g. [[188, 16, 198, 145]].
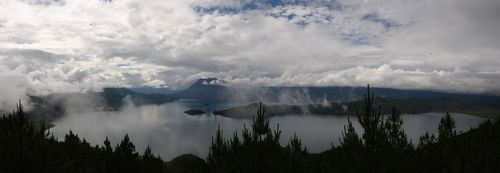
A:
[[213, 95, 500, 119], [168, 78, 233, 102], [27, 88, 175, 120], [170, 78, 500, 104], [346, 96, 500, 118], [24, 78, 500, 120], [101, 88, 175, 108], [129, 87, 176, 95], [247, 86, 500, 103]]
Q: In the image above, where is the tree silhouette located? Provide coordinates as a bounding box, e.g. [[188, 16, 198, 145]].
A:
[[438, 112, 456, 141], [104, 136, 113, 153], [287, 133, 307, 154], [252, 102, 271, 142], [339, 116, 362, 149], [356, 85, 387, 151], [0, 101, 165, 172], [207, 124, 227, 170], [384, 107, 410, 149]]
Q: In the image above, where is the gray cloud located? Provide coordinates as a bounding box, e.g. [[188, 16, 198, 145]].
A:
[[0, 0, 499, 110]]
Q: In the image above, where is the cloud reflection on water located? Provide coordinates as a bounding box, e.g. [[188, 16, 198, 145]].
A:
[[52, 102, 486, 160]]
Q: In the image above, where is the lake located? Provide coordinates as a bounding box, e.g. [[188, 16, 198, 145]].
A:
[[51, 101, 487, 160]]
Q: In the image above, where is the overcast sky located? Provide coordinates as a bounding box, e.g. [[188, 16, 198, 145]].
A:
[[1, 0, 500, 108]]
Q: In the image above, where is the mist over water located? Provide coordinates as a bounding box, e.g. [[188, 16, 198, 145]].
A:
[[51, 101, 487, 160]]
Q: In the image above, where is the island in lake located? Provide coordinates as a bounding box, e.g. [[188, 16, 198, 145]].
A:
[[184, 109, 207, 115], [208, 96, 500, 119]]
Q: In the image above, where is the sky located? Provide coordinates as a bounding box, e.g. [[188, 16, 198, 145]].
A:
[[1, 0, 500, 108]]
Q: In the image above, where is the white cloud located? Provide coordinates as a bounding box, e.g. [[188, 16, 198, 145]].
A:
[[0, 0, 499, 110]]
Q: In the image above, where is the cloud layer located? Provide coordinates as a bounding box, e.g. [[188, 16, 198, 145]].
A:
[[1, 0, 500, 109]]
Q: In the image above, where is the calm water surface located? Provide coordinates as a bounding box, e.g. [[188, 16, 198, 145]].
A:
[[52, 101, 487, 160]]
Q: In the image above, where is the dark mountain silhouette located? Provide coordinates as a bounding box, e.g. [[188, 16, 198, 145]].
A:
[[212, 96, 500, 118], [129, 87, 176, 95], [262, 86, 497, 102], [101, 88, 175, 108], [24, 78, 500, 120], [169, 78, 500, 104], [167, 78, 232, 102]]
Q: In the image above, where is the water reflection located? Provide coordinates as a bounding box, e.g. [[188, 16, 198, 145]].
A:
[[52, 101, 487, 160]]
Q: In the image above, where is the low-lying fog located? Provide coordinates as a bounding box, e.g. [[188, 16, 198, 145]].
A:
[[51, 101, 487, 160]]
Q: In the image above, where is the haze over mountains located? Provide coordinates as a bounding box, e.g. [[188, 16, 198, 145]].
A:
[[23, 78, 500, 120]]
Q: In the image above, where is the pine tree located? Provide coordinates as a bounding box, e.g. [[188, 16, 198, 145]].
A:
[[115, 134, 139, 173], [438, 112, 456, 141], [340, 116, 362, 149], [419, 132, 437, 147], [272, 124, 282, 143], [356, 85, 386, 150], [0, 101, 166, 173], [116, 134, 136, 155], [230, 131, 241, 152], [104, 136, 113, 153], [140, 146, 164, 173], [143, 146, 154, 160], [287, 133, 307, 154], [241, 124, 252, 145], [385, 107, 410, 149], [252, 102, 271, 142], [207, 125, 227, 169]]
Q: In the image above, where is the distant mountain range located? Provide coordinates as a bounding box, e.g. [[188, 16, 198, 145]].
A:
[[129, 87, 176, 95], [178, 78, 500, 118], [212, 95, 500, 118], [25, 78, 500, 120], [27, 88, 175, 121], [162, 78, 500, 104]]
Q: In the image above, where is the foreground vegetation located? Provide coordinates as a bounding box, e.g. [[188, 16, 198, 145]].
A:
[[0, 102, 165, 173], [205, 86, 500, 173], [1, 86, 499, 172]]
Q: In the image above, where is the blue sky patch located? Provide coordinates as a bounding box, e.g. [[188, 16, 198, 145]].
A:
[[193, 0, 343, 15], [362, 12, 401, 30]]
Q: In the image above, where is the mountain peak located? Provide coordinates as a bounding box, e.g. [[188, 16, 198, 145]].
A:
[[190, 78, 227, 87], [173, 78, 231, 102]]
